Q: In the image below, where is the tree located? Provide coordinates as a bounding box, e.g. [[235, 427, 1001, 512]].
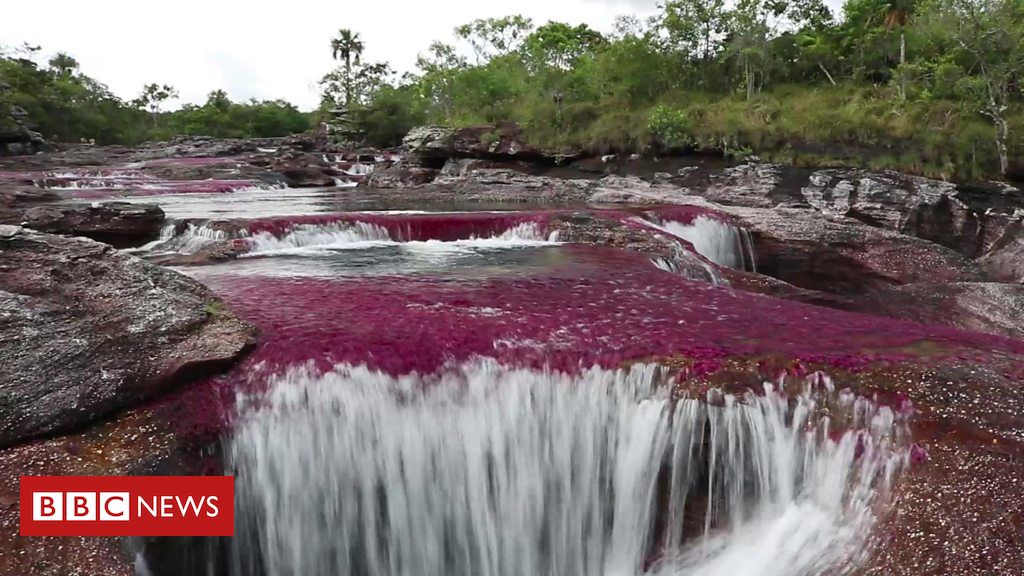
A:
[[797, 29, 839, 85], [134, 83, 178, 126], [662, 0, 728, 63], [880, 0, 916, 99], [331, 29, 364, 68], [455, 16, 534, 63], [47, 52, 79, 76], [523, 22, 605, 71], [206, 89, 231, 112], [330, 29, 365, 107], [882, 0, 915, 65], [949, 0, 1024, 176], [415, 41, 466, 122], [726, 0, 776, 100]]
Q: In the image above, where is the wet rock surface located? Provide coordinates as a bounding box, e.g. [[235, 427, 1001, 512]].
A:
[[0, 400, 200, 575], [981, 225, 1024, 283], [362, 163, 438, 188], [0, 227, 255, 448], [18, 202, 165, 247], [839, 282, 1024, 340], [699, 162, 783, 207]]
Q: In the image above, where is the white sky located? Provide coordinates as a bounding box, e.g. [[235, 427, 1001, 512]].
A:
[[1, 0, 845, 111]]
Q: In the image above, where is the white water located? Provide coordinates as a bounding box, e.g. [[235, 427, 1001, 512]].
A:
[[650, 217, 756, 272], [229, 362, 907, 576], [133, 223, 233, 254], [246, 221, 560, 256], [341, 163, 374, 176]]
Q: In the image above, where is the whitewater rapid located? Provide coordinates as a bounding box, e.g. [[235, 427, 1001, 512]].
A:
[[228, 361, 908, 576], [137, 219, 561, 259]]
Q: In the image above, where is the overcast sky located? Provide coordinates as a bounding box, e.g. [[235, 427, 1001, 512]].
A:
[[1, 0, 845, 111]]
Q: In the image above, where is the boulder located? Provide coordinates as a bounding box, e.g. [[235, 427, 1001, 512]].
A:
[[700, 163, 782, 208], [273, 164, 336, 188], [980, 214, 1024, 283], [0, 184, 59, 225], [982, 237, 1024, 284], [431, 169, 595, 203], [0, 227, 256, 448], [404, 123, 569, 167], [802, 169, 984, 256], [363, 163, 439, 188], [20, 202, 166, 247], [403, 125, 456, 164], [548, 212, 722, 284]]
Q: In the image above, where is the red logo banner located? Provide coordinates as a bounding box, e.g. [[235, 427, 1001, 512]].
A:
[[19, 476, 234, 536]]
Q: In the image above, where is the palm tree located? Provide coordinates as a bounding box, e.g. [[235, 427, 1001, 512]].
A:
[[882, 0, 913, 65], [880, 0, 914, 98], [329, 29, 364, 106], [330, 29, 364, 70]]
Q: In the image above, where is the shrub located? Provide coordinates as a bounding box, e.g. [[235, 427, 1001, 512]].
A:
[[647, 105, 693, 151]]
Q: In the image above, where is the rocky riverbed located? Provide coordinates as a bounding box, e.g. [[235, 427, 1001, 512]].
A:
[[0, 129, 1022, 575]]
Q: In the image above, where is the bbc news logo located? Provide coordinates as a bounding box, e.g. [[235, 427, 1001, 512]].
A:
[[20, 476, 234, 536]]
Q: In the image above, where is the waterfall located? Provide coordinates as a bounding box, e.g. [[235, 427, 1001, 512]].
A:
[[649, 217, 756, 272], [245, 222, 558, 256], [248, 222, 394, 253], [134, 223, 233, 254], [228, 361, 908, 576]]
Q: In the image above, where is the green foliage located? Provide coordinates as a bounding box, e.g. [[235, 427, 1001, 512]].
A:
[[0, 49, 310, 145], [332, 0, 1023, 178], [647, 106, 693, 150], [203, 300, 226, 317], [6, 0, 1024, 181], [358, 85, 426, 147], [163, 93, 311, 139]]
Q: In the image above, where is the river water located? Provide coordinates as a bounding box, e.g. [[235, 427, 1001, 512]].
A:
[[70, 178, 913, 576]]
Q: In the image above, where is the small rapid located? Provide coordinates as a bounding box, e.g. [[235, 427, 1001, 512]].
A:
[[648, 216, 756, 272], [136, 218, 561, 259], [245, 221, 559, 256], [228, 361, 910, 576]]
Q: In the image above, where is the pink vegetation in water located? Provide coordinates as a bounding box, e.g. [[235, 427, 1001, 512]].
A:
[[165, 243, 1024, 441], [202, 245, 1023, 377], [643, 204, 734, 226], [909, 443, 929, 465]]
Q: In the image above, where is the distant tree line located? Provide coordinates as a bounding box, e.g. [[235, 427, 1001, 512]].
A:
[[0, 43, 311, 146]]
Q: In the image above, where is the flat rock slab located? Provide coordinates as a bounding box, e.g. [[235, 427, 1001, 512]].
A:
[[846, 282, 1024, 341], [20, 202, 165, 247], [0, 228, 256, 448]]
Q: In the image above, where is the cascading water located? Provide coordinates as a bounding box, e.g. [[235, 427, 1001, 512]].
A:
[[228, 361, 909, 576], [135, 223, 233, 254], [245, 222, 559, 256], [649, 216, 756, 272], [248, 222, 394, 253]]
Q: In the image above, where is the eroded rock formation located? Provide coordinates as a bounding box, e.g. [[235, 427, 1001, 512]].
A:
[[0, 226, 255, 448]]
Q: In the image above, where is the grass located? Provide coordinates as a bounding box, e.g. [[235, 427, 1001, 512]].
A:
[[503, 84, 1021, 181]]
